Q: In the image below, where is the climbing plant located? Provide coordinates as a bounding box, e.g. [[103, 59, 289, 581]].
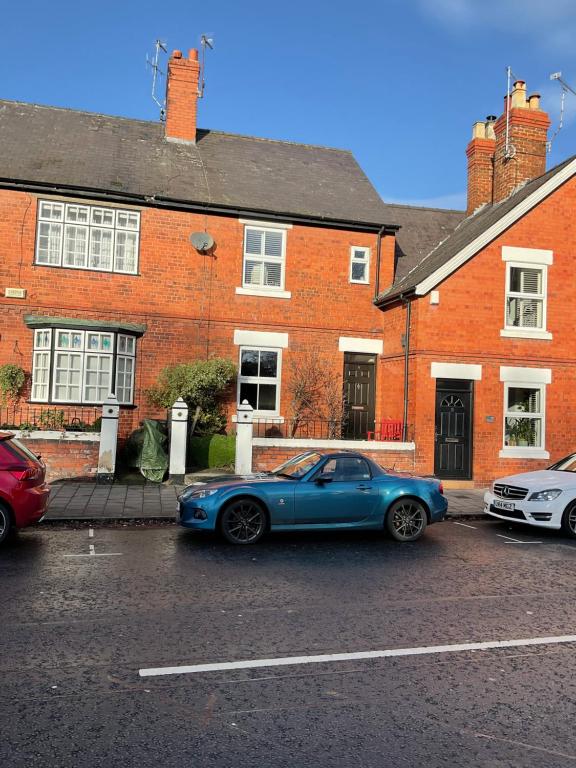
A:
[[0, 364, 26, 405]]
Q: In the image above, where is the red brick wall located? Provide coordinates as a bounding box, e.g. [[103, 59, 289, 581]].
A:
[[19, 436, 99, 482], [0, 190, 391, 438], [379, 175, 576, 486], [253, 445, 416, 473]]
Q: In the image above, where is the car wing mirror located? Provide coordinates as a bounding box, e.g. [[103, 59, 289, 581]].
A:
[[315, 473, 333, 484]]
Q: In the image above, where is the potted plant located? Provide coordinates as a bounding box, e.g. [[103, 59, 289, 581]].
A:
[[508, 418, 534, 447]]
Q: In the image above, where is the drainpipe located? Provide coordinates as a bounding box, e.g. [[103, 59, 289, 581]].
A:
[[374, 226, 386, 300], [402, 298, 411, 442]]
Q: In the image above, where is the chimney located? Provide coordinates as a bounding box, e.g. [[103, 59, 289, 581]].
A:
[[466, 116, 496, 214], [492, 81, 550, 202], [165, 49, 200, 143], [465, 81, 550, 214]]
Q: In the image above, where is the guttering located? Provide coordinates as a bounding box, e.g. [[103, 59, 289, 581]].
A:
[[373, 286, 416, 308], [0, 177, 400, 235]]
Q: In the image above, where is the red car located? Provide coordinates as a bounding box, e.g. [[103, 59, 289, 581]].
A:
[[0, 432, 50, 544]]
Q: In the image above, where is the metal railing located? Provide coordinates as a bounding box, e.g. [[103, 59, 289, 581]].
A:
[[0, 405, 102, 432], [252, 418, 407, 441]]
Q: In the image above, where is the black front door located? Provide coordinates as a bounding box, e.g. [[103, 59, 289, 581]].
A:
[[343, 353, 376, 439], [434, 379, 473, 479]]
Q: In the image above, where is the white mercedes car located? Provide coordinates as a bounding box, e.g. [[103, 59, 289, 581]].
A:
[[484, 452, 576, 536]]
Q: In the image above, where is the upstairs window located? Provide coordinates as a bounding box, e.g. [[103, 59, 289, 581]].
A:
[[505, 264, 546, 330], [31, 327, 137, 405], [243, 226, 286, 290], [350, 247, 370, 284], [36, 200, 140, 274]]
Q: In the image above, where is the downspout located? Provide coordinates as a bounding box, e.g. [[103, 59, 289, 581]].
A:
[[374, 225, 386, 300], [402, 297, 411, 442]]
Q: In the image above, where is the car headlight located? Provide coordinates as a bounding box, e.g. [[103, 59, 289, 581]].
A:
[[528, 489, 562, 501], [189, 488, 219, 499]]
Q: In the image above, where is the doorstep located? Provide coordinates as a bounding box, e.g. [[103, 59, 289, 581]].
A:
[[441, 480, 476, 490]]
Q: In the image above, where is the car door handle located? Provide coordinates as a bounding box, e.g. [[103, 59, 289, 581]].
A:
[[356, 484, 372, 491]]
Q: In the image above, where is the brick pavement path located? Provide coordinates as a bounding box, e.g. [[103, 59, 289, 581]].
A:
[[44, 481, 488, 522]]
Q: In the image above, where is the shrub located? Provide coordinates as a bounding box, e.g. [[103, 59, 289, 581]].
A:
[[146, 358, 236, 436], [188, 434, 236, 469], [0, 364, 25, 405]]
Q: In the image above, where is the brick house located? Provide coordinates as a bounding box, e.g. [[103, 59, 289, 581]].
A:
[[376, 80, 576, 486], [0, 47, 421, 454]]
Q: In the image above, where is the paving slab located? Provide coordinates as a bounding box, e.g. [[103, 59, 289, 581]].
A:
[[43, 477, 488, 523]]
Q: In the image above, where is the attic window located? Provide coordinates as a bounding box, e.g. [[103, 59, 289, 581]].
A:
[[35, 200, 140, 275]]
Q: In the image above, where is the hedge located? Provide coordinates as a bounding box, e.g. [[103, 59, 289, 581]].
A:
[[188, 434, 236, 469]]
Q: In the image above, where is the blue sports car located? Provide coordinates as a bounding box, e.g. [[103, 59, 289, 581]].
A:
[[177, 451, 447, 545]]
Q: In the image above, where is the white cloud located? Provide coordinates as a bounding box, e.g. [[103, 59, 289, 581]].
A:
[[384, 191, 466, 210], [419, 0, 576, 53]]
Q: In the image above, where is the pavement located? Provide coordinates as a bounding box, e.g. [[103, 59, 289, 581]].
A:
[[44, 472, 487, 522]]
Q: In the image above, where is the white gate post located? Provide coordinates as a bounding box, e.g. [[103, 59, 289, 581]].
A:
[[235, 400, 254, 475], [97, 394, 119, 484], [169, 398, 189, 483]]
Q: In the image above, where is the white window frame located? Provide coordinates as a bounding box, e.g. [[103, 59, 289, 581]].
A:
[[30, 327, 137, 405], [237, 346, 282, 417], [504, 261, 547, 332], [241, 225, 287, 292], [499, 370, 550, 459], [349, 246, 370, 284], [35, 200, 140, 275]]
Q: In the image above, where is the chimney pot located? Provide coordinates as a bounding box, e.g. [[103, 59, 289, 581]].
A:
[[188, 49, 199, 61], [472, 121, 486, 140], [511, 80, 528, 109], [172, 50, 183, 59], [528, 93, 541, 109]]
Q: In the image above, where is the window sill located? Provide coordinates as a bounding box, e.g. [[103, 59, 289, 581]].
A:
[[236, 287, 291, 299], [500, 329, 553, 340], [232, 415, 284, 423], [499, 447, 550, 459], [349, 280, 369, 285]]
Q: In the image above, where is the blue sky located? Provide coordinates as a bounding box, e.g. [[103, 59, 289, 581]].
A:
[[3, 0, 576, 210]]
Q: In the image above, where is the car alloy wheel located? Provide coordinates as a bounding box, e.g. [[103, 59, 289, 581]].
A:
[[0, 503, 12, 545], [220, 499, 266, 545], [561, 502, 576, 539], [386, 498, 427, 542]]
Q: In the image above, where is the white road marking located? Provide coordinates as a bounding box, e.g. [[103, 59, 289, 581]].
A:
[[453, 522, 477, 529], [88, 528, 94, 538], [89, 543, 96, 556], [138, 634, 576, 678], [496, 533, 541, 544], [64, 553, 123, 558]]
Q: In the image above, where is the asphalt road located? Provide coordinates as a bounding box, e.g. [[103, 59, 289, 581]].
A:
[[2, 519, 576, 767]]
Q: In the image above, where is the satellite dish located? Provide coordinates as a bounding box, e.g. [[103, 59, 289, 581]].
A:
[[190, 232, 215, 252]]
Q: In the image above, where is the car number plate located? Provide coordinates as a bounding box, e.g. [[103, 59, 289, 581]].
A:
[[494, 499, 515, 511]]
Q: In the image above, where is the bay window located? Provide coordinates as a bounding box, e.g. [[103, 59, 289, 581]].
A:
[[31, 327, 137, 405]]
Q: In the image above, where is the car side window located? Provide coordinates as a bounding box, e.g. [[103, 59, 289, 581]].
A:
[[332, 457, 371, 482]]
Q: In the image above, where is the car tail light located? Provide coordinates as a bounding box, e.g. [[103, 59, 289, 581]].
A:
[[438, 482, 444, 495], [9, 466, 41, 482]]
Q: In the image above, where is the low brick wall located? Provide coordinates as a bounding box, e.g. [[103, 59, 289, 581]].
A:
[[252, 438, 416, 473], [12, 431, 100, 482]]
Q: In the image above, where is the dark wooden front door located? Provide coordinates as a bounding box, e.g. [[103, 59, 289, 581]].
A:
[[434, 379, 473, 479], [343, 353, 376, 439]]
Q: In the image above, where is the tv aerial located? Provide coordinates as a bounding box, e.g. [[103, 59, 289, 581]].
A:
[[549, 72, 576, 149], [190, 231, 215, 252], [146, 39, 168, 121]]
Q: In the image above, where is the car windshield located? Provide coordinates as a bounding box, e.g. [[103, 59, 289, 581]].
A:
[[271, 452, 323, 479], [547, 453, 576, 472]]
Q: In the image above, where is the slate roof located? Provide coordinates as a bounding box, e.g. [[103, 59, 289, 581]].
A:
[[0, 99, 392, 227], [376, 155, 576, 305], [383, 204, 465, 283]]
